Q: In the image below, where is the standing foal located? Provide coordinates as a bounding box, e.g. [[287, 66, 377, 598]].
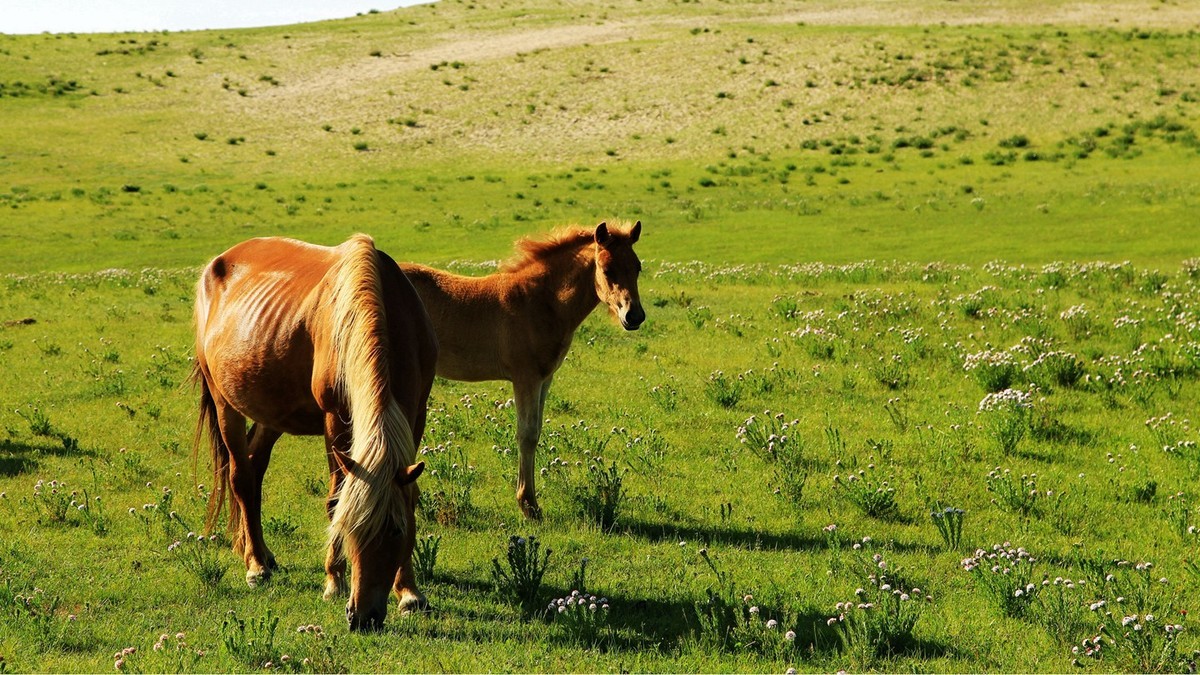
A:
[[401, 221, 645, 518]]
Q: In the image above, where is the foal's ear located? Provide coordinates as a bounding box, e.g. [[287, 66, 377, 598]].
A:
[[629, 220, 642, 243], [594, 222, 612, 247], [397, 461, 425, 486]]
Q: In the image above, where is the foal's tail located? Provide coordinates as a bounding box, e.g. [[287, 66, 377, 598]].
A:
[[326, 234, 418, 549]]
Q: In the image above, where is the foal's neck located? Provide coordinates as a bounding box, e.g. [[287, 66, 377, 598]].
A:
[[517, 242, 599, 330]]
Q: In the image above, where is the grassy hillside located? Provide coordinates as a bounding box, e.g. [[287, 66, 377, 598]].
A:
[[2, 0, 1200, 272], [4, 1, 1200, 672]]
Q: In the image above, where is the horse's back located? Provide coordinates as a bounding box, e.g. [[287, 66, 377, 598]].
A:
[[195, 236, 435, 435], [194, 237, 344, 434]]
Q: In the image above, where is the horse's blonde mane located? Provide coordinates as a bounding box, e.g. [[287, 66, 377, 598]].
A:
[[326, 234, 416, 551]]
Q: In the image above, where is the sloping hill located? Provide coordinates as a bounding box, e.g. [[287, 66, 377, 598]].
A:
[[2, 0, 1199, 271]]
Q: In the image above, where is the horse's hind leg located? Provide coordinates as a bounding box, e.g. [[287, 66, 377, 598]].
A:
[[247, 423, 283, 571], [513, 376, 552, 520], [212, 397, 275, 586], [322, 412, 349, 600]]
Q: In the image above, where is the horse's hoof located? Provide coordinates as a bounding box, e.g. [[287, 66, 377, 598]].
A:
[[398, 592, 430, 615]]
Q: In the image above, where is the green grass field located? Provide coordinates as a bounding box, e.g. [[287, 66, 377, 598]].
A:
[[3, 0, 1200, 671]]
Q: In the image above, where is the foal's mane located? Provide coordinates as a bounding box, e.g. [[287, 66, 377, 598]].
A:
[[499, 227, 594, 273]]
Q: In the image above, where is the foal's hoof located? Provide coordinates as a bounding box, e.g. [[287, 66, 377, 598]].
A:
[[519, 501, 543, 521], [398, 592, 430, 615], [245, 567, 272, 587]]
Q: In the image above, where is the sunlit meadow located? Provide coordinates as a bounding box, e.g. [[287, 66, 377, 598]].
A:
[[4, 0, 1200, 671]]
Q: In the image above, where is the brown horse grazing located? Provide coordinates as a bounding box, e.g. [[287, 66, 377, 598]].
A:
[[400, 221, 644, 519], [192, 234, 437, 631]]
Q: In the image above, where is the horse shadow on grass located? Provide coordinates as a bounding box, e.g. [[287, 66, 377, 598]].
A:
[[0, 438, 81, 476], [619, 517, 826, 552], [418, 575, 959, 664], [618, 517, 929, 555], [415, 574, 826, 656]]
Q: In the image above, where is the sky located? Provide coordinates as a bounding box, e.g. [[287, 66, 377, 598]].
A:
[[1, 1, 429, 35]]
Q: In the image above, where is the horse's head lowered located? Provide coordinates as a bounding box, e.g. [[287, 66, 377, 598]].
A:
[[332, 449, 427, 632], [593, 221, 645, 330]]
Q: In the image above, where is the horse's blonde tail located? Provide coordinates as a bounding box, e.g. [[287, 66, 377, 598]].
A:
[[192, 270, 239, 543], [326, 234, 416, 550], [192, 362, 236, 536]]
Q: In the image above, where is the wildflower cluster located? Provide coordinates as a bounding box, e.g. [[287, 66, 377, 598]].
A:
[[112, 647, 137, 671], [733, 594, 802, 660], [829, 552, 932, 661], [491, 535, 552, 617], [833, 464, 898, 519], [950, 285, 1000, 318], [149, 632, 205, 672], [1033, 575, 1091, 642], [961, 542, 1039, 617], [963, 348, 1020, 392], [736, 411, 798, 463], [978, 387, 1034, 413], [1059, 304, 1093, 339], [704, 370, 743, 408], [548, 590, 610, 645], [977, 388, 1033, 454], [985, 467, 1045, 516], [130, 483, 184, 540], [32, 479, 75, 524], [7, 585, 66, 650], [288, 623, 346, 673], [1145, 413, 1196, 455], [1074, 609, 1193, 672], [572, 455, 625, 532], [647, 380, 679, 411], [168, 531, 230, 588], [1023, 350, 1085, 389], [413, 534, 441, 584], [544, 448, 626, 531], [929, 506, 966, 550], [220, 609, 281, 669], [417, 441, 477, 526], [867, 352, 910, 390], [790, 324, 838, 360]]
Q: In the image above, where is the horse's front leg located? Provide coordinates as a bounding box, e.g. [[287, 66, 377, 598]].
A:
[[246, 423, 283, 571], [393, 497, 428, 615], [213, 401, 274, 586], [513, 376, 552, 520], [322, 412, 350, 600]]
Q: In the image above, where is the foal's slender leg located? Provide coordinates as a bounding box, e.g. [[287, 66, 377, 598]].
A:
[[246, 423, 283, 571], [212, 398, 274, 585], [513, 376, 551, 520], [322, 412, 350, 600]]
